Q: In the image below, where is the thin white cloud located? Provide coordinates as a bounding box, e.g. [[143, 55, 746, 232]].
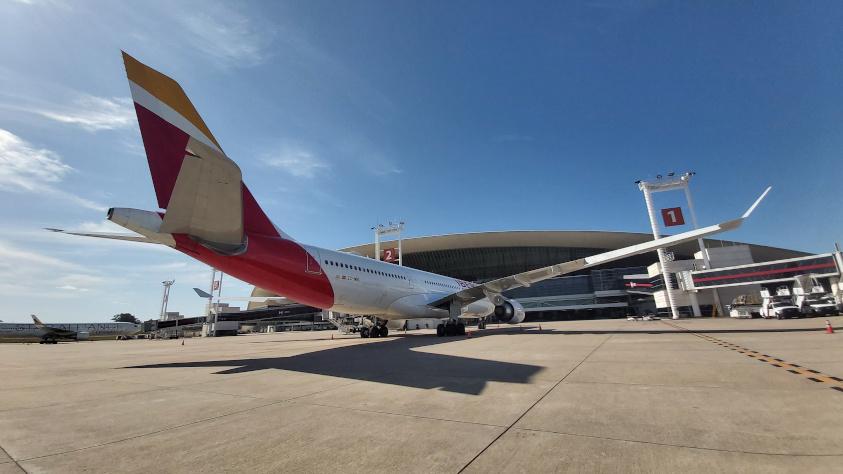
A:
[[0, 128, 106, 211], [31, 95, 135, 132], [55, 273, 103, 292], [0, 128, 70, 191], [0, 240, 81, 271], [8, 0, 71, 8], [177, 4, 271, 68], [0, 241, 103, 299], [262, 144, 330, 179]]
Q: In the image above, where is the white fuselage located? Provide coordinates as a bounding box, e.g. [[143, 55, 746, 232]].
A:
[[306, 245, 495, 320], [0, 322, 142, 339]]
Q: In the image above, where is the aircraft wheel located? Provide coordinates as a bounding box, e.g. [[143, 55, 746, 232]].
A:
[[380, 326, 388, 337], [360, 328, 370, 338], [457, 323, 466, 336], [436, 324, 445, 337]]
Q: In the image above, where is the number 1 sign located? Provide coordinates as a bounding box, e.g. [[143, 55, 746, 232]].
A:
[[661, 207, 685, 227]]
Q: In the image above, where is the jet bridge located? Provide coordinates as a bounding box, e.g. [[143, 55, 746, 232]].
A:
[[687, 253, 839, 290]]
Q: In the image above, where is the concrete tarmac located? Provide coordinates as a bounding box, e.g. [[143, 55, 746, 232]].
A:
[[1, 316, 842, 473]]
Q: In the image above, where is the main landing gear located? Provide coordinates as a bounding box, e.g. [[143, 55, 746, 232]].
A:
[[360, 325, 389, 338], [436, 321, 466, 337]]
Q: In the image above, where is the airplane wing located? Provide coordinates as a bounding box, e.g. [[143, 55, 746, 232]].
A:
[[431, 187, 771, 308], [192, 288, 292, 304], [45, 228, 160, 244]]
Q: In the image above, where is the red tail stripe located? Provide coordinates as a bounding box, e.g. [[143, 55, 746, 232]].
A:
[[242, 185, 279, 237], [134, 104, 189, 209]]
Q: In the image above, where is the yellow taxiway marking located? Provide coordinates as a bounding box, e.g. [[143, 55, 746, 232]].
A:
[[662, 321, 843, 393]]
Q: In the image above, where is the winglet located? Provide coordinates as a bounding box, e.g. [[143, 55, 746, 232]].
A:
[[742, 186, 772, 219], [193, 288, 213, 298], [31, 314, 45, 328]]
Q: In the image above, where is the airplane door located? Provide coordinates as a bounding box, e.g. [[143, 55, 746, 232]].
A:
[[305, 249, 322, 275]]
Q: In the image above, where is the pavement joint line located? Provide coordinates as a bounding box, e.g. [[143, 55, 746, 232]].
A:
[[291, 400, 507, 429], [0, 443, 27, 473], [14, 380, 365, 464], [456, 334, 614, 474], [513, 427, 843, 457], [661, 321, 843, 391]]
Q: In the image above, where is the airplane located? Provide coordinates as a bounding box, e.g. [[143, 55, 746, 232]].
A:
[[49, 52, 771, 338], [0, 315, 142, 344]]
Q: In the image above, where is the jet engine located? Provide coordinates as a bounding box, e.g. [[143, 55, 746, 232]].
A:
[[493, 299, 526, 324], [75, 331, 90, 341]]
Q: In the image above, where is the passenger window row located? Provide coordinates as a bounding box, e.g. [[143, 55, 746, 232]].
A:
[[424, 280, 457, 289], [324, 259, 406, 280]]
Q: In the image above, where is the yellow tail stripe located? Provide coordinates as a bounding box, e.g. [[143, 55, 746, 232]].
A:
[[122, 51, 222, 151]]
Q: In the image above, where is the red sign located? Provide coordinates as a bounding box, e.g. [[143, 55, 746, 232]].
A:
[[661, 207, 685, 227], [382, 248, 398, 263]]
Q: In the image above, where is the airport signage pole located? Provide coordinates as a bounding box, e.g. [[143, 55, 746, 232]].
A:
[[373, 221, 405, 265], [638, 182, 681, 319], [159, 280, 175, 320], [637, 172, 717, 318]]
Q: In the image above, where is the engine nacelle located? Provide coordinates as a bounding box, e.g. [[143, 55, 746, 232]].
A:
[[75, 331, 90, 341], [493, 299, 526, 324]]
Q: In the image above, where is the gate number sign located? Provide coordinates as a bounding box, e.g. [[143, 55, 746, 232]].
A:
[[382, 248, 398, 262], [661, 207, 685, 227]]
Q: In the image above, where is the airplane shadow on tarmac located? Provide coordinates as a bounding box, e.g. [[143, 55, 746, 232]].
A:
[[122, 325, 833, 394], [123, 334, 544, 395]]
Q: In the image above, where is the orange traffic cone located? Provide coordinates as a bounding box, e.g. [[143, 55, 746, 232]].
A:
[[826, 320, 834, 334]]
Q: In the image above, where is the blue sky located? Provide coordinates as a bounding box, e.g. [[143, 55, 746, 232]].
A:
[[1, 0, 841, 322]]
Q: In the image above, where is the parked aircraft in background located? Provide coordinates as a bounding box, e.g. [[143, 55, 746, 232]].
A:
[[0, 315, 142, 344], [50, 52, 769, 337]]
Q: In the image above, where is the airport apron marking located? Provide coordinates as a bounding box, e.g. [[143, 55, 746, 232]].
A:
[[661, 321, 843, 394]]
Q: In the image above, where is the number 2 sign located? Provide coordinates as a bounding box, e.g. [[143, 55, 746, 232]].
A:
[[661, 207, 685, 227], [382, 248, 398, 262]]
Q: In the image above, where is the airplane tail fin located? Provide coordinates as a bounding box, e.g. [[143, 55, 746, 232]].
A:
[[31, 314, 46, 328], [122, 52, 282, 247]]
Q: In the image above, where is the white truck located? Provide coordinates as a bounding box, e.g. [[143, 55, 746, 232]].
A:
[[759, 288, 801, 319], [793, 286, 838, 316]]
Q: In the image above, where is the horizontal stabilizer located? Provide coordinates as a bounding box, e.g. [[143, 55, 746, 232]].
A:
[[46, 228, 158, 244], [191, 287, 290, 304]]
